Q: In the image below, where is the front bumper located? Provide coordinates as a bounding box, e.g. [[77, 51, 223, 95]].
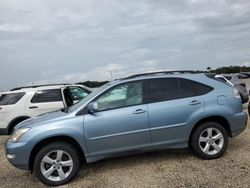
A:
[[5, 140, 31, 170], [228, 112, 248, 137]]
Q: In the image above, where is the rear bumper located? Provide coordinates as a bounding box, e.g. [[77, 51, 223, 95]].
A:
[[241, 95, 249, 104], [228, 112, 248, 137], [0, 128, 8, 135], [5, 140, 31, 170]]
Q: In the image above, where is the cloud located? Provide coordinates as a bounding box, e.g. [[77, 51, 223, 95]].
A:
[[0, 0, 250, 90]]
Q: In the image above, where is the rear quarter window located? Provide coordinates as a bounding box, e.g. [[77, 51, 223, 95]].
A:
[[179, 78, 213, 97], [0, 92, 25, 105]]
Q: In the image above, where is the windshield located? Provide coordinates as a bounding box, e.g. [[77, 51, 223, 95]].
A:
[[67, 84, 111, 113]]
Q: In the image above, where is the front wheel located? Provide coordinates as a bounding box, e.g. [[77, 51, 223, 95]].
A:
[[33, 142, 80, 186], [190, 122, 228, 159]]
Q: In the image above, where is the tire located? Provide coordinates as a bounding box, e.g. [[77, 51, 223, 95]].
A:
[[190, 122, 228, 160], [8, 117, 30, 135], [33, 142, 80, 186]]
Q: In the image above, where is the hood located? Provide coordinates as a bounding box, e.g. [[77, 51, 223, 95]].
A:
[[15, 110, 71, 130]]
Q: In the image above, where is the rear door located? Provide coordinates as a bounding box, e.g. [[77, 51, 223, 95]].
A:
[[145, 78, 206, 147], [27, 89, 64, 116]]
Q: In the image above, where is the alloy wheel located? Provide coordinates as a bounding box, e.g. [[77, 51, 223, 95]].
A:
[[199, 127, 224, 155], [40, 150, 74, 182]]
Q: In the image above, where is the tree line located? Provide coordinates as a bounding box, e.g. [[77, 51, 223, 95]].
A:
[[209, 66, 250, 74], [77, 66, 250, 88], [76, 81, 108, 88]]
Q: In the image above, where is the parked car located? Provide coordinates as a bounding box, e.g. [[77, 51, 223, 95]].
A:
[[235, 73, 248, 79], [240, 72, 250, 78], [5, 71, 247, 186], [215, 74, 249, 103], [0, 84, 91, 135]]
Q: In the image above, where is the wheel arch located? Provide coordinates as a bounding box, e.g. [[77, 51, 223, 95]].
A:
[[7, 116, 31, 134], [29, 135, 86, 172], [189, 116, 232, 145]]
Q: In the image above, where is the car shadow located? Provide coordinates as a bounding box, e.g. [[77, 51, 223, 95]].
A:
[[76, 149, 195, 178]]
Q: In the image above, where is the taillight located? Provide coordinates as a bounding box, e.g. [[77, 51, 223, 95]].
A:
[[240, 83, 246, 88], [233, 87, 241, 99]]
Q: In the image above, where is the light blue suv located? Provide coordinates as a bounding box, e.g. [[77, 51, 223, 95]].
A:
[[5, 71, 248, 186]]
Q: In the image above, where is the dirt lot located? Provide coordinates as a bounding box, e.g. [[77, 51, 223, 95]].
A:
[[0, 80, 250, 188]]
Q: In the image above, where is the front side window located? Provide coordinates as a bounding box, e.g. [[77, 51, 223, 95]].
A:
[[31, 89, 62, 103], [95, 81, 143, 111], [145, 78, 181, 103], [68, 87, 89, 101], [0, 92, 25, 105]]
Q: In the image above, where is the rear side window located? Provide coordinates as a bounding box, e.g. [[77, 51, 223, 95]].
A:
[[0, 92, 25, 105], [145, 78, 181, 103], [224, 76, 232, 80], [216, 77, 227, 83], [31, 89, 62, 103], [179, 78, 213, 97]]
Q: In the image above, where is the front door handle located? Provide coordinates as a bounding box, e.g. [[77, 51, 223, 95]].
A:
[[189, 100, 201, 105], [133, 109, 147, 114], [29, 106, 38, 109]]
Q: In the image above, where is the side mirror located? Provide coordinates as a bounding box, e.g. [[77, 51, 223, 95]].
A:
[[87, 102, 98, 114]]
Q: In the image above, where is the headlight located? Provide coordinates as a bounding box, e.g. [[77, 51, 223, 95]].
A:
[[11, 128, 30, 143]]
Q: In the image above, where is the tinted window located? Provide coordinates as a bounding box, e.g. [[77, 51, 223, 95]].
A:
[[0, 92, 25, 105], [179, 78, 213, 97], [96, 81, 143, 111], [68, 87, 89, 101], [31, 89, 62, 103], [216, 77, 227, 83], [224, 76, 232, 80], [145, 78, 181, 103]]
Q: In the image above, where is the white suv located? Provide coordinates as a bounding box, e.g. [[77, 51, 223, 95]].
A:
[[0, 84, 91, 135]]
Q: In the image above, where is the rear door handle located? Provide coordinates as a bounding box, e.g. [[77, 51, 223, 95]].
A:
[[133, 109, 147, 114], [189, 100, 201, 105], [29, 106, 38, 109]]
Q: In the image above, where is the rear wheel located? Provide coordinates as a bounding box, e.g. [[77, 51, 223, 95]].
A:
[[190, 122, 228, 159], [33, 142, 80, 186]]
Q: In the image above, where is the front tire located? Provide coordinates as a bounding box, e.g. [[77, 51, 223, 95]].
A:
[[33, 142, 80, 186], [190, 122, 228, 159]]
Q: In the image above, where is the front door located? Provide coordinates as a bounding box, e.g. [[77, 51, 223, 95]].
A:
[[84, 81, 151, 156]]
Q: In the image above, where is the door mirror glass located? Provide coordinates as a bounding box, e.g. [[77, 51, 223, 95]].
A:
[[87, 102, 99, 113]]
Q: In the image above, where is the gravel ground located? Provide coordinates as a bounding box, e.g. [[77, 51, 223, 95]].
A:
[[0, 80, 250, 188]]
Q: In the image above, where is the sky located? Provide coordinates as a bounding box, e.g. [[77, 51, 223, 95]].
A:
[[0, 0, 250, 90]]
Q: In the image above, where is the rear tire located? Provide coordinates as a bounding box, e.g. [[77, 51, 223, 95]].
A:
[[33, 142, 80, 186], [190, 122, 228, 159]]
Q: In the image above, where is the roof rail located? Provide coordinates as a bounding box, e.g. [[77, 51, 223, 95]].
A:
[[10, 83, 73, 91], [121, 70, 206, 80]]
